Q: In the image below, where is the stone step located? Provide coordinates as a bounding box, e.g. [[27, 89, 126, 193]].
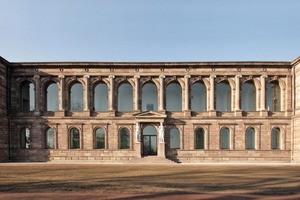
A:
[[126, 156, 178, 164]]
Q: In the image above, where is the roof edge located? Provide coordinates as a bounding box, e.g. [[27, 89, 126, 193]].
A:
[[0, 56, 10, 66]]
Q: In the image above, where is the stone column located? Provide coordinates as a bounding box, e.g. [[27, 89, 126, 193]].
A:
[[108, 75, 115, 116], [235, 75, 242, 116], [33, 75, 41, 115], [57, 75, 65, 116], [184, 75, 191, 111], [260, 75, 268, 116], [209, 75, 216, 111], [159, 75, 165, 111], [260, 75, 268, 111], [134, 75, 140, 111], [83, 75, 90, 111]]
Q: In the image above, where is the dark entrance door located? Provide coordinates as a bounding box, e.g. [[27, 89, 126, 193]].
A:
[[142, 126, 157, 156]]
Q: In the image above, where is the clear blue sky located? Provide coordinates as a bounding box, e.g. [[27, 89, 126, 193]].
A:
[[0, 0, 299, 62]]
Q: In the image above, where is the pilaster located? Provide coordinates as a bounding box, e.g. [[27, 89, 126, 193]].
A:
[[159, 75, 165, 111]]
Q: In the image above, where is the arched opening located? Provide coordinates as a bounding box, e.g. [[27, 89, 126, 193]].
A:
[[118, 82, 133, 111], [195, 128, 205, 149], [266, 82, 281, 111], [20, 81, 35, 112], [94, 82, 108, 111], [46, 83, 59, 111], [119, 127, 130, 149], [142, 82, 158, 111], [220, 127, 230, 149], [166, 82, 182, 111], [216, 82, 231, 111], [95, 128, 105, 149], [20, 128, 30, 149], [70, 82, 83, 112], [271, 127, 281, 149], [246, 127, 255, 149], [241, 82, 256, 111], [170, 128, 180, 149], [142, 126, 157, 156], [70, 128, 80, 149], [46, 128, 55, 149], [191, 82, 206, 112]]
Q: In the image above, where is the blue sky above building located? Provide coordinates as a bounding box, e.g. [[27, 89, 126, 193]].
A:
[[0, 0, 299, 62]]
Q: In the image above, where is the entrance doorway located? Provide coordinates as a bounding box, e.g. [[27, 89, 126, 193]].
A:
[[142, 126, 157, 156]]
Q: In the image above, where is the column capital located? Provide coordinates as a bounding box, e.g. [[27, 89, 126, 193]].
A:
[[109, 75, 115, 79], [159, 75, 165, 79], [261, 75, 268, 78], [58, 75, 65, 79], [235, 75, 242, 78], [33, 75, 40, 79], [134, 75, 140, 79], [184, 75, 191, 79], [210, 75, 216, 79], [83, 75, 90, 79]]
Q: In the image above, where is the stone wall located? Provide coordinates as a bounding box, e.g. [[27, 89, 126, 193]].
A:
[[0, 59, 8, 161]]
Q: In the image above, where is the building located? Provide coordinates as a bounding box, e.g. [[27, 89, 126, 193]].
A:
[[1, 56, 300, 163]]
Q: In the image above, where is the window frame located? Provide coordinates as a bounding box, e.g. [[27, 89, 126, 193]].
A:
[[70, 127, 80, 149], [195, 127, 205, 150], [95, 127, 106, 149], [119, 127, 131, 149]]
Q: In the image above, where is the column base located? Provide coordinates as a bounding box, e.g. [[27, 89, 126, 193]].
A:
[[260, 110, 269, 117], [108, 110, 116, 117], [184, 110, 191, 117], [209, 110, 217, 117], [158, 143, 165, 158], [55, 110, 66, 117], [235, 110, 243, 117]]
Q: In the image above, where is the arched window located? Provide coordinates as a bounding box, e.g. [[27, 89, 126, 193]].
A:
[[191, 82, 206, 112], [266, 82, 281, 111], [166, 82, 182, 111], [46, 128, 55, 149], [70, 128, 80, 149], [142, 82, 158, 111], [118, 82, 133, 111], [271, 127, 281, 149], [170, 128, 180, 149], [216, 82, 231, 111], [20, 128, 30, 149], [120, 128, 130, 149], [220, 127, 230, 149], [246, 127, 255, 149], [195, 128, 205, 149], [95, 128, 105, 149], [46, 83, 59, 111], [20, 81, 35, 112], [70, 83, 84, 112], [241, 82, 256, 111], [94, 83, 108, 111]]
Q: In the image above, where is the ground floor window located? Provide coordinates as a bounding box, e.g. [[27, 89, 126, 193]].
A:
[[195, 128, 205, 149], [20, 128, 30, 149], [46, 128, 55, 149], [271, 127, 281, 149], [95, 128, 105, 149], [120, 128, 130, 149], [246, 127, 255, 149], [170, 128, 180, 149], [220, 127, 230, 149], [70, 128, 80, 149]]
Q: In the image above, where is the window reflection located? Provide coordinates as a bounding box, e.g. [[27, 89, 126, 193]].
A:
[[220, 127, 230, 149], [95, 128, 105, 149], [21, 128, 30, 149], [118, 82, 133, 111], [120, 128, 130, 149], [46, 83, 59, 111], [142, 82, 158, 111], [266, 82, 281, 111], [191, 82, 206, 112], [94, 83, 108, 111], [216, 82, 231, 111], [246, 127, 255, 149], [166, 82, 182, 111], [241, 82, 256, 111], [271, 127, 280, 149], [70, 128, 80, 149], [195, 128, 205, 149], [21, 81, 35, 112], [46, 128, 55, 149], [170, 128, 180, 149], [70, 83, 84, 112]]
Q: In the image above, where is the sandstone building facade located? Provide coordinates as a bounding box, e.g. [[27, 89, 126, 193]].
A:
[[1, 56, 300, 163]]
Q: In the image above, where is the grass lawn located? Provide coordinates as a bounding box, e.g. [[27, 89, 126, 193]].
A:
[[0, 164, 299, 195]]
